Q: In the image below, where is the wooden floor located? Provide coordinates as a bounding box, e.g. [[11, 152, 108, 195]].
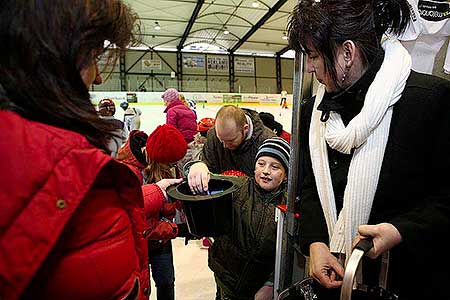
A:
[[149, 237, 216, 300]]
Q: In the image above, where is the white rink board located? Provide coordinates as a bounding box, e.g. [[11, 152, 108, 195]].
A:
[[90, 92, 294, 135]]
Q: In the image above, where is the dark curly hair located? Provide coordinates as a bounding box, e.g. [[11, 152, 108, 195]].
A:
[[0, 0, 140, 151], [288, 0, 410, 86]]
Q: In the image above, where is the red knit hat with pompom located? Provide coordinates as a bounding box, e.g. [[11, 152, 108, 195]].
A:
[[146, 124, 187, 164]]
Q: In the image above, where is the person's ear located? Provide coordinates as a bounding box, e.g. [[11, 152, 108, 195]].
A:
[[243, 123, 249, 135], [342, 40, 356, 68]]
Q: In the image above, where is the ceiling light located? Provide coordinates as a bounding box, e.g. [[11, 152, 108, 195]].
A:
[[282, 32, 288, 40], [154, 21, 161, 31], [223, 27, 230, 35], [252, 1, 260, 8]]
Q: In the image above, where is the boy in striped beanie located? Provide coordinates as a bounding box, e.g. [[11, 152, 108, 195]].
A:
[[255, 137, 290, 174]]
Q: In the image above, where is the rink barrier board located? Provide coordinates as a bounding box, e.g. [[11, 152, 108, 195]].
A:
[[90, 91, 293, 106]]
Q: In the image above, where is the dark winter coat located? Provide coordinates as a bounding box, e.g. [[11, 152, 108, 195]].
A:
[[209, 177, 286, 299], [165, 99, 197, 143], [297, 51, 450, 300], [201, 109, 275, 175]]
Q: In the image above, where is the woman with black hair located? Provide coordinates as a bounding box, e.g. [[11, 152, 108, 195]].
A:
[[288, 0, 450, 299]]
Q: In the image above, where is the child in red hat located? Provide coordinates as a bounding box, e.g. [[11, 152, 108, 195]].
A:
[[143, 124, 187, 300], [191, 117, 215, 161], [116, 126, 186, 300]]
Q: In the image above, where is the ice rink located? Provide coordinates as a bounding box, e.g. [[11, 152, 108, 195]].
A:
[[114, 103, 294, 136]]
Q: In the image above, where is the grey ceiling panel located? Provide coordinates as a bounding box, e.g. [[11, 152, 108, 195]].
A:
[[125, 0, 296, 55]]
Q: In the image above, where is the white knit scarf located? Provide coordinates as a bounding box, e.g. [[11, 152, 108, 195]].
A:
[[309, 38, 412, 258]]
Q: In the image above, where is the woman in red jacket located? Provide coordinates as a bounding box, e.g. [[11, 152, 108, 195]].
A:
[[0, 1, 175, 299], [162, 88, 198, 143]]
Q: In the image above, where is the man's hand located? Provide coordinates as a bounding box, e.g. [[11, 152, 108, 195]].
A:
[[187, 162, 210, 194], [309, 242, 344, 289]]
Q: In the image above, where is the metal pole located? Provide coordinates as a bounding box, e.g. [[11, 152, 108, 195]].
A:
[[229, 53, 235, 93], [177, 49, 183, 90], [273, 207, 285, 300], [276, 54, 282, 93], [119, 54, 126, 91], [277, 50, 305, 292]]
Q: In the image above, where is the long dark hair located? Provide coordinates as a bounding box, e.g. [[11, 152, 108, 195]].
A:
[[0, 0, 140, 151], [288, 0, 410, 86]]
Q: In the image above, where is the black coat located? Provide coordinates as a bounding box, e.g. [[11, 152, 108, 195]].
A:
[[298, 60, 450, 300]]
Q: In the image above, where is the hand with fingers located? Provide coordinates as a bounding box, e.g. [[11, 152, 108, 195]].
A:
[[155, 178, 183, 199], [187, 162, 210, 195], [254, 284, 273, 300], [309, 242, 344, 289], [355, 223, 403, 259]]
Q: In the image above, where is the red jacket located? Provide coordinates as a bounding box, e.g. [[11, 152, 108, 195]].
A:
[[142, 185, 178, 242], [165, 99, 197, 143], [117, 140, 179, 243], [0, 111, 151, 300]]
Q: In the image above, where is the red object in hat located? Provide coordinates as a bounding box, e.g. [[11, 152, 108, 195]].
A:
[[221, 170, 247, 177], [198, 117, 215, 132], [146, 124, 187, 164]]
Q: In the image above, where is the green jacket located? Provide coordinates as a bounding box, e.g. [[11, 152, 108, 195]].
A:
[[208, 177, 286, 299], [201, 108, 275, 175]]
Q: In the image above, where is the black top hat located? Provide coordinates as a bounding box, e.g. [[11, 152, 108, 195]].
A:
[[167, 175, 243, 237]]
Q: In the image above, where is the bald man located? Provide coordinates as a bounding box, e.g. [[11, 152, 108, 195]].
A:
[[186, 105, 275, 194]]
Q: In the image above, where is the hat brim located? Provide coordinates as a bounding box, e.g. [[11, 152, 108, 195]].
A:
[[167, 175, 242, 202]]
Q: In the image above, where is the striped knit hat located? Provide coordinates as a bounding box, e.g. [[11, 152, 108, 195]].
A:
[[255, 137, 290, 173], [161, 88, 179, 102]]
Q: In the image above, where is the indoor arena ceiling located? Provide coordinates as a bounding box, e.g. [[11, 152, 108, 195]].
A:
[[124, 0, 297, 56]]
